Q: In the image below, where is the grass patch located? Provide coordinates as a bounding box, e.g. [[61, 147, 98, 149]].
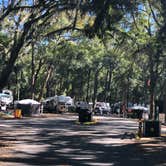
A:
[[0, 112, 14, 119], [75, 118, 98, 125]]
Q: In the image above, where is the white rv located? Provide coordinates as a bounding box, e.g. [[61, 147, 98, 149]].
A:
[[0, 90, 13, 111], [43, 95, 74, 113], [56, 95, 67, 113]]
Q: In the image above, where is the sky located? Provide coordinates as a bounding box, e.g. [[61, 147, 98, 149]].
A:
[[0, 0, 34, 7]]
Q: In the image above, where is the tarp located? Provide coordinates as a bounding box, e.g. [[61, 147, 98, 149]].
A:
[[129, 106, 149, 111], [16, 99, 40, 116], [17, 99, 40, 105]]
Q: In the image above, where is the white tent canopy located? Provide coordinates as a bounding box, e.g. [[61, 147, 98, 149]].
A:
[[129, 106, 149, 111], [18, 99, 40, 105]]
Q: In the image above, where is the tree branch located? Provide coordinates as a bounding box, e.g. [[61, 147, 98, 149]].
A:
[[148, 0, 161, 27]]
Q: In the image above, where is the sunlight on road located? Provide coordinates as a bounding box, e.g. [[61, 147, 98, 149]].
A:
[[85, 162, 114, 166], [0, 115, 166, 166], [89, 137, 135, 145]]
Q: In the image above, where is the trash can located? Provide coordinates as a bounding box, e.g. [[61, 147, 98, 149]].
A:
[[14, 109, 22, 118], [143, 120, 161, 137], [78, 108, 92, 123]]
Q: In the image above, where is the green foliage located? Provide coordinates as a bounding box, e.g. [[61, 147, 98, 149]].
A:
[[1, 0, 166, 109]]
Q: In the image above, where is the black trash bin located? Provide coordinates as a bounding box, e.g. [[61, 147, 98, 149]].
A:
[[143, 120, 161, 137], [78, 108, 92, 123]]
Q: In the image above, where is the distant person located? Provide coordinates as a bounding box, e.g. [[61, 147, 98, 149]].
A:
[[122, 103, 127, 118], [40, 104, 43, 114]]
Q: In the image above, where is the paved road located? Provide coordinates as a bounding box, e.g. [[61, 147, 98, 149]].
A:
[[0, 114, 166, 166]]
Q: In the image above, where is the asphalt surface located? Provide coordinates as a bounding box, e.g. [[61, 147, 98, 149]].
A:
[[0, 114, 166, 166]]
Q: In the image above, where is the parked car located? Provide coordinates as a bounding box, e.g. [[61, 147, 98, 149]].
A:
[[42, 96, 57, 113], [111, 102, 122, 114], [94, 102, 111, 115], [75, 101, 92, 111]]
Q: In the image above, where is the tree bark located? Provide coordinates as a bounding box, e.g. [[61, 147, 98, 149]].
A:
[[0, 3, 62, 90], [92, 66, 103, 108], [104, 70, 109, 102], [0, 21, 32, 90], [31, 41, 35, 99], [86, 68, 91, 102], [163, 94, 166, 123], [92, 70, 99, 108], [107, 66, 112, 102], [38, 65, 53, 101], [160, 78, 166, 123]]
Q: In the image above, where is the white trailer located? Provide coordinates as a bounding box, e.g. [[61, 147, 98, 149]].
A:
[[0, 90, 13, 111]]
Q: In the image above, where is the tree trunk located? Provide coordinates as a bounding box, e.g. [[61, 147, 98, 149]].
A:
[[15, 67, 20, 100], [38, 66, 53, 101], [107, 66, 112, 102], [163, 94, 166, 123], [149, 92, 155, 119], [92, 66, 103, 107], [92, 70, 98, 108], [31, 41, 35, 99], [86, 68, 91, 102], [161, 79, 166, 123], [31, 57, 43, 99], [104, 70, 109, 102], [159, 0, 166, 122], [0, 22, 32, 90], [148, 45, 156, 120]]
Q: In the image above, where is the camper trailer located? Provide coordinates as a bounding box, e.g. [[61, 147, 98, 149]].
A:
[[43, 95, 74, 113], [56, 95, 67, 113], [0, 90, 13, 111], [43, 96, 57, 113]]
